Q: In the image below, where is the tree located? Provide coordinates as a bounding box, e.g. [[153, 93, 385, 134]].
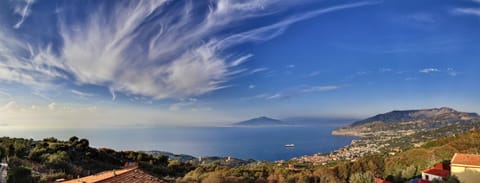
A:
[[28, 146, 47, 161], [0, 146, 5, 159], [69, 136, 79, 144], [401, 165, 417, 180], [77, 139, 89, 151], [349, 171, 374, 183], [8, 144, 14, 157], [7, 166, 34, 183], [47, 151, 70, 170]]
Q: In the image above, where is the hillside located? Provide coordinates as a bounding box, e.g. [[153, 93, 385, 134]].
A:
[[0, 137, 195, 182], [234, 116, 288, 126], [332, 107, 480, 136], [352, 107, 479, 126]]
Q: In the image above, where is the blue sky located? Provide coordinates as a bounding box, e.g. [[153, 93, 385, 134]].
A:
[[0, 0, 479, 127]]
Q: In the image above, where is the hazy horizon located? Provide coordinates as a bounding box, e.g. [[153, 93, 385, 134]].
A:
[[1, 0, 479, 128]]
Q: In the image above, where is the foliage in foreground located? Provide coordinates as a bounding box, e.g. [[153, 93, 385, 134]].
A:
[[0, 136, 195, 182]]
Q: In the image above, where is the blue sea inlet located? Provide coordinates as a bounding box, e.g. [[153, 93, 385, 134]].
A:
[[0, 126, 356, 161]]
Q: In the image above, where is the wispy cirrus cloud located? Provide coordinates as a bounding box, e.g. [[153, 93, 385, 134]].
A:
[[254, 85, 342, 100], [452, 0, 480, 17], [419, 68, 440, 74], [0, 101, 17, 111], [419, 67, 459, 76], [0, 0, 377, 100], [0, 90, 13, 99], [13, 0, 35, 29], [453, 8, 480, 16], [301, 85, 340, 93], [71, 90, 95, 97]]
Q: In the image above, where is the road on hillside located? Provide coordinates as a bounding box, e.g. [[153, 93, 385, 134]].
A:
[[0, 161, 7, 183]]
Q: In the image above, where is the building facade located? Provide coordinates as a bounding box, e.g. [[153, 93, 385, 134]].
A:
[[451, 153, 480, 183]]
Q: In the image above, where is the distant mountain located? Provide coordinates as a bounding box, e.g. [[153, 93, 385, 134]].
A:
[[332, 107, 480, 136], [351, 107, 479, 127], [234, 116, 288, 126]]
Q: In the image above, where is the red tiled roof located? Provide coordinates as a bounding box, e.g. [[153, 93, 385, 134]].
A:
[[374, 177, 393, 183], [62, 167, 137, 183], [422, 168, 450, 177], [433, 162, 450, 171], [62, 166, 166, 183], [98, 169, 166, 183], [451, 153, 480, 166]]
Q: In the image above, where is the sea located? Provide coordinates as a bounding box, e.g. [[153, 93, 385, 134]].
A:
[[0, 126, 356, 161]]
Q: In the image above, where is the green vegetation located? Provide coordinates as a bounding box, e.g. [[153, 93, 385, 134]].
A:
[[0, 136, 195, 182]]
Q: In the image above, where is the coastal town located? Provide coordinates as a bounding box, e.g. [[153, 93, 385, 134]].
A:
[[291, 121, 480, 165]]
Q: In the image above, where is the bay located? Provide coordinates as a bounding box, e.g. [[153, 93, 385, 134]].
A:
[[0, 126, 356, 161]]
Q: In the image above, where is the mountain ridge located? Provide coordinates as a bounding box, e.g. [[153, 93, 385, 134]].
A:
[[350, 107, 479, 127], [333, 107, 480, 137], [233, 116, 288, 126]]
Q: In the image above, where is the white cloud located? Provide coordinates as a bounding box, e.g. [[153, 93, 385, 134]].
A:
[[13, 0, 35, 29], [452, 0, 480, 16], [419, 68, 440, 74], [168, 98, 199, 111], [0, 101, 17, 111], [256, 85, 341, 100], [71, 89, 95, 97], [230, 54, 253, 67], [0, 90, 13, 99], [266, 93, 283, 100], [109, 87, 116, 101], [48, 102, 57, 111], [248, 85, 256, 89], [307, 71, 321, 77], [249, 68, 269, 74], [32, 91, 52, 101], [301, 85, 339, 93], [0, 1, 376, 100], [447, 68, 458, 76], [452, 8, 480, 16]]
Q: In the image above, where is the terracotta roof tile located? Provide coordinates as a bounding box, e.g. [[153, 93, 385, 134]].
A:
[[61, 166, 166, 183], [98, 169, 166, 183], [62, 167, 136, 183], [451, 153, 480, 166], [422, 168, 450, 177]]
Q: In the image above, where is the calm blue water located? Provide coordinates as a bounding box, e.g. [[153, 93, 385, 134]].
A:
[[0, 126, 356, 161]]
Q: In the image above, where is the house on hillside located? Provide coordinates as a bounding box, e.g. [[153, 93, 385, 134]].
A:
[[451, 153, 480, 183], [419, 162, 450, 183], [61, 162, 166, 183]]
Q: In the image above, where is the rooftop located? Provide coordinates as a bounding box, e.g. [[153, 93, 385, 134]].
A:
[[451, 153, 480, 167], [62, 166, 166, 183], [422, 168, 450, 177]]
